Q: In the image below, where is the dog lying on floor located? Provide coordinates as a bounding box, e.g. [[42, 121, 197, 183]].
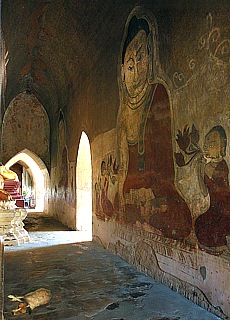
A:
[[8, 288, 51, 315]]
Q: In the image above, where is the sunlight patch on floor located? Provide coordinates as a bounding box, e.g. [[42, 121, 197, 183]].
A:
[[4, 230, 92, 252]]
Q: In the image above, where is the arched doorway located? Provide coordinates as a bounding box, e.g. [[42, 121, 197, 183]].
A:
[[5, 149, 50, 213], [76, 132, 92, 238]]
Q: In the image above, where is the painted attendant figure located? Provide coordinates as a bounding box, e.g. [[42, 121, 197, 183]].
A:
[[195, 126, 230, 253]]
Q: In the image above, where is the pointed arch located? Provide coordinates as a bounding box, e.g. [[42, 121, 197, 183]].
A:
[[76, 132, 92, 238], [1, 92, 50, 167], [5, 149, 50, 213]]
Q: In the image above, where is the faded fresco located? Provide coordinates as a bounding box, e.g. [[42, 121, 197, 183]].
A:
[[2, 93, 50, 166], [115, 9, 192, 241], [91, 7, 229, 318], [95, 153, 119, 221], [172, 13, 230, 256], [56, 114, 68, 200], [94, 9, 230, 255], [175, 124, 230, 254]]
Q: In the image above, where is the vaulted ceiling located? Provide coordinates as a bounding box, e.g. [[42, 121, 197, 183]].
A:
[[1, 0, 128, 119]]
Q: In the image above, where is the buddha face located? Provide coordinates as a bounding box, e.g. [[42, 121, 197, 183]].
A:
[[203, 130, 223, 160], [123, 30, 149, 101]]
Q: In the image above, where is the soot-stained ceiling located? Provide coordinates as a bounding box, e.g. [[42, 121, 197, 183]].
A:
[[1, 0, 129, 119]]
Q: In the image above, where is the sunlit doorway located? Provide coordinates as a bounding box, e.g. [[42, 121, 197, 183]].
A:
[[76, 132, 92, 240], [5, 149, 50, 213]]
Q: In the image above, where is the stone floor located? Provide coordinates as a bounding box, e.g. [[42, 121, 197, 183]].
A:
[[3, 214, 222, 320]]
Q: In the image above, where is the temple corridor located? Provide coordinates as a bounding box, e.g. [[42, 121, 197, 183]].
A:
[[3, 215, 221, 320], [1, 1, 229, 318]]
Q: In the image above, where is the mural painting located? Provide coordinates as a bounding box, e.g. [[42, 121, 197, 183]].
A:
[[57, 114, 68, 200], [94, 9, 230, 258], [2, 93, 50, 166], [92, 8, 230, 318], [116, 10, 192, 240], [95, 154, 119, 221], [175, 124, 230, 255]]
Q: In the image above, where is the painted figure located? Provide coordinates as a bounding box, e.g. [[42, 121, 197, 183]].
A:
[[195, 126, 230, 251], [95, 156, 119, 220], [100, 160, 113, 216], [117, 10, 192, 240], [57, 115, 68, 200]]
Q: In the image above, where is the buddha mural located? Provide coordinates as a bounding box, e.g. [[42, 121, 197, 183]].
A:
[[117, 8, 192, 240]]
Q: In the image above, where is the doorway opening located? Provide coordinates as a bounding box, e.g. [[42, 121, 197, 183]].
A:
[[76, 132, 92, 240], [5, 149, 50, 213]]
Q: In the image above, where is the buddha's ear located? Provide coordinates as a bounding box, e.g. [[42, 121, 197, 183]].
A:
[[146, 33, 151, 56], [146, 32, 154, 83], [221, 145, 226, 157]]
